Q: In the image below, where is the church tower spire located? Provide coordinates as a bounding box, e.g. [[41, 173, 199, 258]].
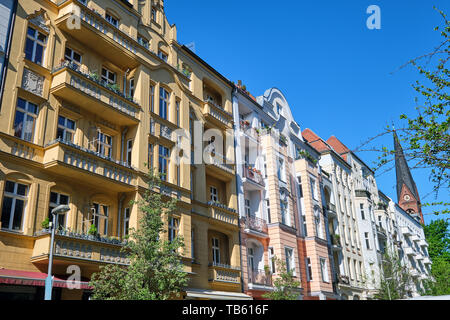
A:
[[394, 131, 424, 224]]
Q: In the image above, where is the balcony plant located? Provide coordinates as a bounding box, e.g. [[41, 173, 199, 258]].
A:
[[41, 217, 50, 230]]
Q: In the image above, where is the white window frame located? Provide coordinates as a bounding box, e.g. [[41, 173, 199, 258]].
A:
[[123, 207, 130, 237], [92, 203, 109, 236], [1, 181, 28, 232], [96, 131, 113, 158], [126, 139, 133, 166], [105, 13, 119, 28], [64, 47, 82, 65], [57, 115, 76, 143], [306, 257, 313, 281], [320, 257, 329, 283], [212, 237, 220, 264], [268, 247, 276, 273], [210, 187, 218, 203], [168, 217, 179, 242], [14, 98, 38, 142], [285, 247, 295, 276], [25, 26, 47, 65], [101, 67, 116, 85], [49, 192, 70, 229]]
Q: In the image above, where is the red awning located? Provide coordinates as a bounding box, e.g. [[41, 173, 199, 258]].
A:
[[0, 269, 92, 290]]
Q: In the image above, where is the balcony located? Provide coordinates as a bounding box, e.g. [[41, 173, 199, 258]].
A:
[[248, 269, 273, 290], [376, 225, 387, 239], [338, 275, 350, 285], [44, 139, 136, 192], [149, 119, 175, 146], [51, 62, 140, 126], [404, 246, 416, 256], [419, 239, 429, 248], [208, 262, 241, 288], [55, 1, 140, 69], [423, 257, 432, 265], [202, 101, 233, 129], [331, 235, 342, 252], [205, 152, 235, 181], [242, 165, 265, 189], [241, 215, 268, 236], [207, 202, 239, 227], [240, 122, 260, 143], [326, 203, 337, 219], [415, 254, 424, 261], [409, 268, 420, 278], [410, 234, 420, 242], [31, 230, 130, 271], [401, 226, 412, 236]]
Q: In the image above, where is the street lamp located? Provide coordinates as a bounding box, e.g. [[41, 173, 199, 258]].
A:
[[44, 204, 70, 300]]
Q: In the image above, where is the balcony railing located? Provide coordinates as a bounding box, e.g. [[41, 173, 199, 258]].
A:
[[44, 139, 135, 186], [203, 101, 233, 128], [207, 202, 238, 226], [241, 215, 268, 234], [32, 230, 130, 266], [208, 262, 241, 285], [248, 269, 273, 287], [243, 165, 265, 187]]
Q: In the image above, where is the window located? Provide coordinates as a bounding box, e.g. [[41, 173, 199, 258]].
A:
[[129, 78, 135, 97], [297, 177, 303, 198], [101, 67, 116, 85], [210, 187, 218, 203], [123, 207, 130, 237], [159, 87, 170, 120], [151, 7, 157, 22], [158, 50, 168, 62], [281, 199, 289, 225], [268, 247, 276, 273], [150, 85, 155, 112], [320, 258, 329, 283], [248, 247, 255, 271], [105, 13, 118, 28], [245, 199, 251, 217], [64, 47, 82, 65], [1, 181, 28, 232], [285, 247, 295, 276], [92, 203, 109, 236], [365, 232, 371, 250], [266, 199, 271, 223], [14, 98, 38, 142], [137, 35, 149, 49], [310, 178, 317, 200], [191, 229, 195, 260], [306, 257, 313, 281], [25, 26, 47, 65], [168, 217, 179, 242], [96, 131, 112, 158], [212, 237, 220, 264], [348, 258, 354, 280], [57, 116, 76, 143], [315, 207, 323, 239], [302, 210, 308, 237], [360, 203, 365, 220], [277, 157, 285, 182], [126, 139, 133, 166], [49, 192, 69, 228], [159, 145, 170, 181]]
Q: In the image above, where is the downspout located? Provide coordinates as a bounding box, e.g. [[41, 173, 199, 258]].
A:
[[232, 87, 245, 294], [117, 194, 126, 239], [120, 127, 129, 165], [0, 0, 18, 111]]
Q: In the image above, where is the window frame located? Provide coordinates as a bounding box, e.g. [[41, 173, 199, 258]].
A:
[[25, 26, 47, 65], [14, 98, 39, 142], [57, 115, 76, 143], [1, 181, 29, 232]]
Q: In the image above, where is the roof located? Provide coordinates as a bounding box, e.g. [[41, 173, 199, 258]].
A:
[[394, 131, 420, 201], [302, 129, 330, 153], [327, 136, 350, 161]]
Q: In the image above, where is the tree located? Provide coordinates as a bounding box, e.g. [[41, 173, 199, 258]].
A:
[[90, 173, 188, 300], [422, 219, 450, 295], [262, 257, 301, 300], [374, 250, 415, 300], [357, 8, 449, 216]]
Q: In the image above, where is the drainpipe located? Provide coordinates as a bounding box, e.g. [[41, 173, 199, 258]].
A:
[[124, 68, 130, 96], [0, 0, 18, 112], [117, 194, 126, 238], [120, 127, 129, 165]]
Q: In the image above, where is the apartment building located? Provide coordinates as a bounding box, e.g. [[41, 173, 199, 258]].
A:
[[303, 129, 365, 300], [0, 0, 247, 300], [0, 0, 16, 100]]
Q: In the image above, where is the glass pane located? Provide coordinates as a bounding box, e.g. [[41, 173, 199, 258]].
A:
[[34, 44, 44, 65], [24, 38, 34, 61], [65, 132, 73, 142], [73, 52, 81, 63], [57, 128, 64, 140], [58, 116, 66, 126], [59, 194, 69, 205], [50, 192, 58, 204], [14, 111, 24, 138], [65, 47, 72, 58], [1, 197, 13, 228], [12, 199, 25, 231], [27, 27, 36, 38], [67, 119, 75, 130], [37, 32, 47, 43], [16, 184, 27, 196], [23, 115, 35, 142], [27, 102, 38, 115], [5, 181, 15, 193]]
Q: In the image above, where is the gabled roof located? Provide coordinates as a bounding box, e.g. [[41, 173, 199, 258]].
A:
[[302, 129, 330, 153], [394, 131, 420, 201], [327, 136, 350, 161]]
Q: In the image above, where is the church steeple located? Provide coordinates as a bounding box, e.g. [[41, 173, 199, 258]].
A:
[[394, 131, 424, 224]]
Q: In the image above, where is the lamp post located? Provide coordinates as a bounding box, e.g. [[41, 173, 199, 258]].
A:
[[44, 205, 70, 300]]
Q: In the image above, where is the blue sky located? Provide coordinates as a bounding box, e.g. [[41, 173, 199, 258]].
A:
[[165, 0, 449, 225]]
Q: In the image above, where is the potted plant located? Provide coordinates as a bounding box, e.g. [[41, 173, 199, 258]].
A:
[[41, 217, 50, 230], [88, 224, 98, 240]]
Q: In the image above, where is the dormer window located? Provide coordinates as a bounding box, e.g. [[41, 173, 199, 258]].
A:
[[105, 13, 119, 28]]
